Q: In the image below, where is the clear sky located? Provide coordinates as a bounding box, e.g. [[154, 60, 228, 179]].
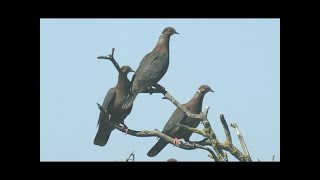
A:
[[40, 19, 280, 161]]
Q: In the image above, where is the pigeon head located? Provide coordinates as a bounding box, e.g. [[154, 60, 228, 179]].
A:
[[198, 85, 214, 94], [162, 27, 179, 36], [121, 66, 135, 74]]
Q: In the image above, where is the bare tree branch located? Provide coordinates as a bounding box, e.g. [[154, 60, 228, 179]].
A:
[[192, 138, 212, 146], [96, 48, 253, 162], [97, 103, 218, 161], [175, 114, 251, 161], [230, 123, 252, 161], [126, 151, 135, 162], [152, 84, 204, 120], [97, 48, 129, 83], [177, 105, 227, 161], [189, 134, 249, 162], [177, 123, 209, 137], [201, 113, 227, 162], [221, 140, 248, 161], [220, 114, 232, 143]]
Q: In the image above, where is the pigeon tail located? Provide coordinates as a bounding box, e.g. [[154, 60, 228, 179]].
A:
[[147, 139, 168, 157], [94, 119, 115, 146]]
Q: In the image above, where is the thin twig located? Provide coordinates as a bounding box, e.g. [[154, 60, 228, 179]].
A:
[[220, 114, 232, 143], [230, 123, 252, 161], [126, 151, 135, 162], [97, 48, 128, 81], [177, 123, 210, 137]]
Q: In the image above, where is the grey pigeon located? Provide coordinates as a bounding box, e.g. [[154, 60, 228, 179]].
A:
[[147, 85, 214, 157], [94, 66, 135, 146], [122, 27, 179, 109]]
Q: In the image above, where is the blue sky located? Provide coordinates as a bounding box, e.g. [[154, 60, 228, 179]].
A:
[[40, 19, 280, 161]]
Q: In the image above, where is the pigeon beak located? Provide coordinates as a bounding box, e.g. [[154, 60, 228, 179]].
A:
[[174, 31, 179, 35], [209, 89, 214, 93], [129, 69, 135, 73]]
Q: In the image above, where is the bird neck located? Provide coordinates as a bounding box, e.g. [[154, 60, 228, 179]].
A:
[[188, 92, 205, 113], [154, 34, 170, 52], [117, 73, 130, 88]]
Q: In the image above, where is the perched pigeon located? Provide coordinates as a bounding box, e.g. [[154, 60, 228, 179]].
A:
[[147, 85, 214, 157], [94, 66, 134, 146], [122, 27, 179, 109]]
